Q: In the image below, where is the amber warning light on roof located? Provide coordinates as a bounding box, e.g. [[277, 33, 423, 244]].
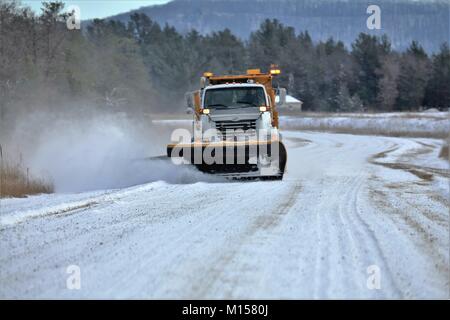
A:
[[270, 68, 281, 75]]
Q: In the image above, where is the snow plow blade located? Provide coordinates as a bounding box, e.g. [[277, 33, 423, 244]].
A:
[[167, 140, 287, 179]]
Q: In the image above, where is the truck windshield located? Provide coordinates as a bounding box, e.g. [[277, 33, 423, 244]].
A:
[[204, 87, 266, 109]]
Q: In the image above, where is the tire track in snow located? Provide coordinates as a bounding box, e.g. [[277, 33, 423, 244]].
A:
[[306, 135, 402, 298], [104, 188, 244, 297], [311, 179, 329, 298], [189, 181, 302, 299], [102, 181, 294, 298], [365, 139, 449, 297], [369, 141, 450, 181], [345, 172, 402, 297]]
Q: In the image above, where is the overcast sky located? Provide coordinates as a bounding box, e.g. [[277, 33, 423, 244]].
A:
[[21, 0, 172, 19]]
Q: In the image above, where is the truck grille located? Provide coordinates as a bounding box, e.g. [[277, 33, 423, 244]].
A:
[[215, 120, 257, 139]]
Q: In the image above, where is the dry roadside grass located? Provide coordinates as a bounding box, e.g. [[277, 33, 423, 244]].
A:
[[439, 143, 449, 161], [281, 123, 449, 139], [0, 161, 53, 198], [281, 110, 448, 120]]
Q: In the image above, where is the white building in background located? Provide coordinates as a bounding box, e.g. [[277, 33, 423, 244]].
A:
[[275, 94, 303, 111]]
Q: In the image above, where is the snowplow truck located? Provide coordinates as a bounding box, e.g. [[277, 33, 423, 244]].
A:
[[167, 67, 288, 180]]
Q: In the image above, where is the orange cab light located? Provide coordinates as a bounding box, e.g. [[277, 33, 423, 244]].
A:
[[247, 69, 261, 75]]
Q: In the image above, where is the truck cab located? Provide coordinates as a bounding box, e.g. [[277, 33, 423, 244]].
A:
[[196, 83, 275, 142]]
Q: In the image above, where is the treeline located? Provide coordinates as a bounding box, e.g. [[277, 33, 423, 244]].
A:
[[0, 1, 158, 118], [1, 1, 449, 116]]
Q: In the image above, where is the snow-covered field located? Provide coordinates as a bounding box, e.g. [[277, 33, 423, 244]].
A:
[[1, 131, 448, 299], [280, 112, 449, 138]]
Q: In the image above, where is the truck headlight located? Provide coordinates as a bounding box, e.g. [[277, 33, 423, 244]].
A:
[[259, 106, 267, 112], [202, 108, 210, 115]]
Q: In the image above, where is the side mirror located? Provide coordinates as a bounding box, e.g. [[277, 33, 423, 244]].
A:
[[185, 92, 194, 109], [278, 88, 287, 105], [200, 77, 207, 89]]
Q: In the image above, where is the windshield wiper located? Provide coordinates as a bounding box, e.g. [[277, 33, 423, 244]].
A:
[[236, 101, 259, 108], [207, 104, 229, 109]]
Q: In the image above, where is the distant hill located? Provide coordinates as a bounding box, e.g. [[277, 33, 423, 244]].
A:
[[108, 0, 449, 53]]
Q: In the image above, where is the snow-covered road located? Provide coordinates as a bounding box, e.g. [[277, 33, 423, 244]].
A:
[[1, 132, 448, 298]]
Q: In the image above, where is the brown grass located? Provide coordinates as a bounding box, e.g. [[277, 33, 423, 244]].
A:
[[281, 123, 449, 139], [439, 143, 449, 161], [0, 161, 53, 198], [281, 110, 448, 120]]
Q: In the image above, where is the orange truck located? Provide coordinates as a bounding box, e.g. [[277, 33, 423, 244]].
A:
[[167, 66, 287, 180]]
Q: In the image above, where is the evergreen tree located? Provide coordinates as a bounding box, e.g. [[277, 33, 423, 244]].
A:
[[395, 41, 430, 111], [351, 34, 390, 109], [377, 54, 400, 111], [424, 43, 450, 110]]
